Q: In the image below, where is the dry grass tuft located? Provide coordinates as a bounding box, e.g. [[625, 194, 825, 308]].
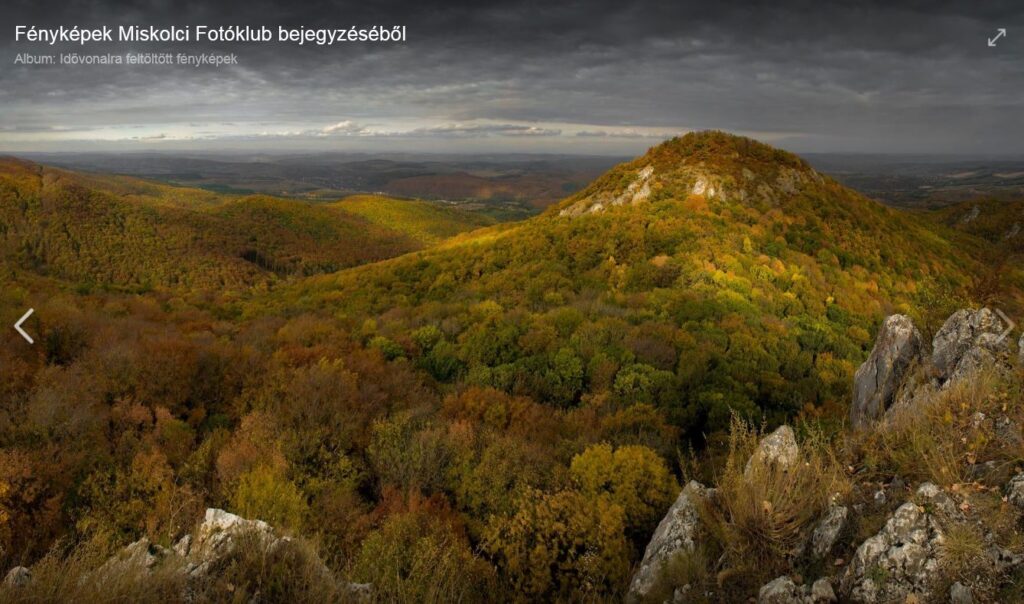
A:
[[855, 370, 1023, 488], [0, 527, 352, 604], [641, 546, 714, 604], [701, 417, 850, 588], [0, 535, 185, 604]]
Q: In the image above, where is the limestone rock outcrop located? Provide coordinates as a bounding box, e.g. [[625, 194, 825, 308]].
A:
[[756, 576, 836, 603], [841, 483, 955, 603], [809, 505, 848, 560], [1008, 472, 1024, 509], [931, 308, 1010, 384], [83, 508, 369, 602], [758, 576, 803, 603], [627, 481, 709, 603], [852, 308, 1015, 429], [3, 566, 30, 588], [851, 315, 923, 429]]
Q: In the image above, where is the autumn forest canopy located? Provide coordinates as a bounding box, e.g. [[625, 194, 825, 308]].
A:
[[0, 131, 1022, 601]]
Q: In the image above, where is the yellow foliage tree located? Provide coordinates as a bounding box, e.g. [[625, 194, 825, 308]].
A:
[[482, 488, 629, 601], [570, 443, 678, 536], [230, 465, 308, 531]]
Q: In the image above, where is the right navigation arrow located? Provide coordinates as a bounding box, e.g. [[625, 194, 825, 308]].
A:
[[995, 308, 1016, 344]]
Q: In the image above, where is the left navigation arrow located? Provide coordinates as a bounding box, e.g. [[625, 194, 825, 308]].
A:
[[14, 308, 34, 344]]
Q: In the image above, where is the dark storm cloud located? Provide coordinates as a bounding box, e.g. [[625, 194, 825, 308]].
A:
[[1, 0, 1023, 153]]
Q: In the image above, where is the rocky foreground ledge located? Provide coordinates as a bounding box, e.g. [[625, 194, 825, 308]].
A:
[[4, 508, 371, 602], [628, 308, 1024, 604]]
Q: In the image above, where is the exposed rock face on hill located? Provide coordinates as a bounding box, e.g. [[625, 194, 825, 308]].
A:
[[555, 131, 827, 217], [851, 308, 1013, 428], [559, 165, 656, 216]]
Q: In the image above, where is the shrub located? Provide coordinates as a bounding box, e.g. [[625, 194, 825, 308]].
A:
[[352, 511, 495, 603], [199, 529, 346, 604], [0, 536, 185, 604], [411, 324, 444, 351], [367, 414, 451, 494], [368, 335, 405, 360], [482, 488, 630, 601], [570, 443, 678, 537], [857, 370, 1022, 487], [230, 465, 309, 530]]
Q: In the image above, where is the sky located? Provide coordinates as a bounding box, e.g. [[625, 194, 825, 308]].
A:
[[1, 0, 1022, 155]]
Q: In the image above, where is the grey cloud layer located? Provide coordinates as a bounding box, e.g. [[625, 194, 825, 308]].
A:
[[2, 0, 1022, 153]]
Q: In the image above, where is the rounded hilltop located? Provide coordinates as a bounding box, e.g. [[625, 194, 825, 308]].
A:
[[642, 130, 811, 174], [556, 130, 824, 217]]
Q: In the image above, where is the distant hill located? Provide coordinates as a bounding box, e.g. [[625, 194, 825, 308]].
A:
[[925, 198, 1024, 312], [251, 131, 989, 436], [21, 152, 620, 215], [805, 153, 1024, 209], [929, 198, 1024, 249]]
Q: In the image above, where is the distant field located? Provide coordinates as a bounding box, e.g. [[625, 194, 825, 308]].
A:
[[806, 154, 1024, 208], [19, 151, 621, 218]]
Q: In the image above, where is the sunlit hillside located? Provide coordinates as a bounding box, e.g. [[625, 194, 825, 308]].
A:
[[332, 194, 495, 246]]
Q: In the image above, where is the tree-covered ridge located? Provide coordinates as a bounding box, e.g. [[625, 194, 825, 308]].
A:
[[198, 196, 420, 277], [925, 198, 1024, 317], [930, 198, 1024, 248], [0, 157, 228, 209], [0, 160, 494, 291]]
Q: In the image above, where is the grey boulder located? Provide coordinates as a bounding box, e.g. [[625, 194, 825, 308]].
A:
[[810, 505, 848, 560], [841, 483, 958, 603], [851, 315, 923, 429], [931, 308, 1010, 385], [758, 576, 803, 604], [745, 425, 800, 476], [627, 481, 708, 603], [3, 566, 31, 587]]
